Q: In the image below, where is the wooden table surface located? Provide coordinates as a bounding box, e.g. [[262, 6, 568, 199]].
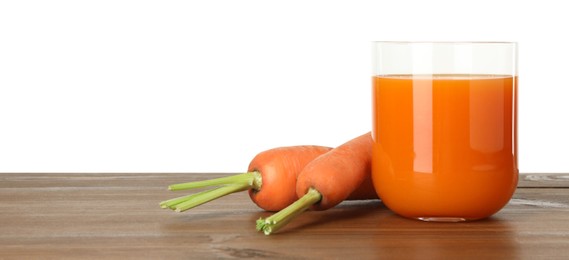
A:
[[1, 173, 568, 259]]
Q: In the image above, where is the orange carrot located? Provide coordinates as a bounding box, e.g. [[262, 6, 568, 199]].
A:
[[160, 145, 332, 212], [257, 132, 377, 234], [247, 145, 334, 211]]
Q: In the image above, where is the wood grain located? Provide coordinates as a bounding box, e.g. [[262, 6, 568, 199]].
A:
[[1, 173, 568, 259]]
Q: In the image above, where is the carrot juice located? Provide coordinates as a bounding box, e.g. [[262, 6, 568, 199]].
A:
[[372, 75, 518, 221]]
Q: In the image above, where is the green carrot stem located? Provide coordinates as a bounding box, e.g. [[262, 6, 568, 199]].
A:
[[159, 189, 216, 209], [175, 184, 250, 212], [168, 171, 262, 191], [256, 188, 322, 235]]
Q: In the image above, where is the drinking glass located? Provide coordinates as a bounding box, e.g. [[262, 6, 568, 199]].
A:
[[371, 42, 518, 221]]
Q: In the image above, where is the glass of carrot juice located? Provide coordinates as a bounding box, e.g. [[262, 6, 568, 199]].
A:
[[371, 42, 518, 222]]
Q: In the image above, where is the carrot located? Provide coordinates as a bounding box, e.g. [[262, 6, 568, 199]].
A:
[[256, 132, 377, 235], [159, 145, 332, 212]]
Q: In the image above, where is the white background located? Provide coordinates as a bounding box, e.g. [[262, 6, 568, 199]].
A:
[[1, 0, 568, 173]]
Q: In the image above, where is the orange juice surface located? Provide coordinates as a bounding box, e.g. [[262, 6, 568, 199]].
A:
[[372, 75, 518, 220]]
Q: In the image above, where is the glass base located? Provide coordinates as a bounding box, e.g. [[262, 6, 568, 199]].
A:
[[416, 217, 468, 222]]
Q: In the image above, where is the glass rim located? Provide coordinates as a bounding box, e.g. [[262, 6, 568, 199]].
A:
[[372, 41, 518, 76], [373, 41, 517, 45]]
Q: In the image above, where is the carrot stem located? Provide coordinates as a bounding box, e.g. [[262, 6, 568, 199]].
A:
[[174, 184, 250, 212], [256, 188, 322, 235], [160, 172, 262, 212], [159, 189, 218, 209], [168, 171, 262, 191]]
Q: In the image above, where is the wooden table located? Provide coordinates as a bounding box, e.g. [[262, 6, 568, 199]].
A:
[[1, 173, 568, 259]]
